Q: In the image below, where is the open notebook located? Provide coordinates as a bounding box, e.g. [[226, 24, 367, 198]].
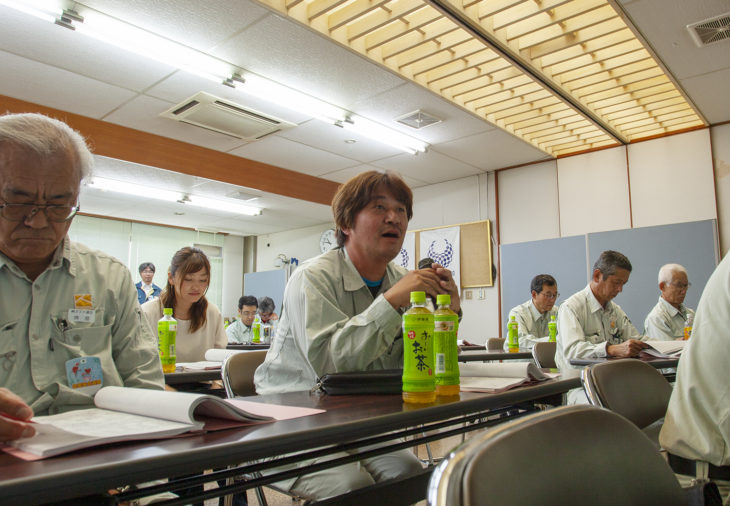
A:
[[459, 362, 558, 393], [641, 340, 686, 358], [4, 386, 322, 459]]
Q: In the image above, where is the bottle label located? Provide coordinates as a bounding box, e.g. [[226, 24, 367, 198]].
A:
[[434, 313, 459, 386], [435, 353, 445, 374], [403, 314, 434, 392]]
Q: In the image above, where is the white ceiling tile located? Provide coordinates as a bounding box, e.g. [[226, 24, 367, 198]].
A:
[[144, 73, 311, 125], [0, 49, 138, 118], [211, 12, 405, 109], [371, 151, 482, 185], [103, 95, 249, 151], [680, 68, 730, 124], [322, 164, 428, 189], [79, 0, 270, 52], [350, 83, 495, 144], [277, 120, 404, 163], [617, 0, 730, 80], [436, 131, 551, 171], [230, 135, 360, 177]]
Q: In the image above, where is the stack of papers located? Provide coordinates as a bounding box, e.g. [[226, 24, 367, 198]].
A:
[[175, 361, 222, 371], [642, 340, 686, 358], [458, 362, 558, 393]]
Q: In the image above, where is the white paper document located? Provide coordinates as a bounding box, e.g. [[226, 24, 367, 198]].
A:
[[458, 362, 557, 393]]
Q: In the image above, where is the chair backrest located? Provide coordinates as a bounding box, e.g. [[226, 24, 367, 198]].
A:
[[486, 337, 505, 350], [581, 358, 672, 430], [427, 405, 686, 506], [531, 341, 556, 368], [221, 350, 268, 397]]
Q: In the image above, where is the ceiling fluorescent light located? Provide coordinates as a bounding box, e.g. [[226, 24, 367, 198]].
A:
[[186, 195, 262, 216], [234, 73, 347, 124], [341, 116, 429, 155], [0, 0, 62, 23], [88, 177, 184, 202]]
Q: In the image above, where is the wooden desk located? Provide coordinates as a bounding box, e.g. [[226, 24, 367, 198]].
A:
[[569, 355, 679, 369], [458, 349, 533, 362], [164, 369, 222, 384], [226, 344, 270, 350], [0, 377, 579, 505]]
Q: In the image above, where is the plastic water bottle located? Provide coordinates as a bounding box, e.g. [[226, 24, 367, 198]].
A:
[[252, 314, 261, 343], [683, 313, 693, 340], [158, 308, 177, 373], [508, 315, 519, 352], [434, 294, 460, 397], [402, 291, 435, 404], [548, 315, 557, 343]]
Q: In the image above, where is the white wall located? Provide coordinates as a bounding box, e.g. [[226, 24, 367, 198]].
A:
[[221, 235, 245, 318], [711, 123, 730, 256], [255, 222, 334, 272]]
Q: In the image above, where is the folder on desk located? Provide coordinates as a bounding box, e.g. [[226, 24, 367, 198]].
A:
[[458, 362, 557, 393]]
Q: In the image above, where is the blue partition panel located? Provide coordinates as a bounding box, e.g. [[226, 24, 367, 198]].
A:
[[500, 235, 587, 338], [243, 269, 287, 316], [587, 219, 718, 332]]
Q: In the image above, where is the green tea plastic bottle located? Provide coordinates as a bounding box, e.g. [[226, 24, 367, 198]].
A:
[[158, 308, 177, 373], [434, 294, 460, 397], [402, 291, 436, 404], [508, 315, 519, 352], [252, 314, 261, 343], [548, 315, 557, 343]]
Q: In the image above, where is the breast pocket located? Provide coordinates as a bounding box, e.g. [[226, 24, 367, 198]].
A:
[[0, 321, 20, 390]]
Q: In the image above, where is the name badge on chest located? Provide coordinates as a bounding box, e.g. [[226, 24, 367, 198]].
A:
[[68, 309, 95, 324]]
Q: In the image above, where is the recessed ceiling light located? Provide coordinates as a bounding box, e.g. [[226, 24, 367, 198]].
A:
[[344, 139, 356, 144], [174, 212, 185, 215]]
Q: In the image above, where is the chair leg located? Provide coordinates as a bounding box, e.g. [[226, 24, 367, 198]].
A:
[[254, 486, 268, 506]]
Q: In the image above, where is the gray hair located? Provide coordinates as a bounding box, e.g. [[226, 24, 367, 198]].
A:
[[658, 263, 687, 284], [258, 296, 275, 313], [593, 250, 632, 277], [0, 113, 93, 182]]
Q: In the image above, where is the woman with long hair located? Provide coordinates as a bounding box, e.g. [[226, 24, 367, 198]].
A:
[[141, 246, 227, 362]]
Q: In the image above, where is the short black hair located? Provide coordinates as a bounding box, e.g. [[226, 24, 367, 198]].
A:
[[138, 262, 155, 273], [531, 274, 556, 294], [258, 296, 275, 313], [593, 250, 632, 277], [238, 295, 258, 310]]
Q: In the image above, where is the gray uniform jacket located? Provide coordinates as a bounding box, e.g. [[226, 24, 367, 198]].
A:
[[504, 299, 557, 351], [644, 296, 695, 341], [0, 238, 164, 415], [254, 247, 406, 395], [660, 254, 730, 466]]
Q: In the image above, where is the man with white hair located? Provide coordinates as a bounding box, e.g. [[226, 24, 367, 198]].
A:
[[0, 113, 163, 443], [644, 263, 695, 341]]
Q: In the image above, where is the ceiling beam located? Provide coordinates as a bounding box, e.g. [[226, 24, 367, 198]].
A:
[[0, 95, 340, 207]]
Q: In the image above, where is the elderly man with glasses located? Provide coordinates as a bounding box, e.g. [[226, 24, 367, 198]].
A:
[[503, 274, 559, 351], [644, 263, 695, 341], [0, 113, 163, 443]]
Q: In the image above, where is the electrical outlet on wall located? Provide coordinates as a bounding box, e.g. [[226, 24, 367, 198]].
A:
[[465, 290, 473, 300]]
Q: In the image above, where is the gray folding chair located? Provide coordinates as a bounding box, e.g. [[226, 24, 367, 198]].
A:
[[581, 358, 672, 447], [486, 337, 505, 350], [427, 405, 686, 506], [221, 350, 268, 397], [531, 341, 556, 369]]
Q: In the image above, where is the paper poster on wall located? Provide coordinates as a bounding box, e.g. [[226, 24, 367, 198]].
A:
[[395, 232, 416, 270], [420, 226, 461, 290]]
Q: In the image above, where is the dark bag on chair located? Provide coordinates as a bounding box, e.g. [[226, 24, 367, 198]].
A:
[[313, 369, 403, 395]]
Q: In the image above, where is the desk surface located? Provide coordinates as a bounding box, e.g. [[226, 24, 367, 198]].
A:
[[569, 355, 679, 369], [0, 376, 579, 504], [226, 344, 270, 350], [458, 349, 533, 361]]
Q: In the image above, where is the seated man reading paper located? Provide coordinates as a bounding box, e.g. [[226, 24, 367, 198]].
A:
[[254, 170, 461, 500], [0, 113, 164, 442], [555, 250, 648, 404]]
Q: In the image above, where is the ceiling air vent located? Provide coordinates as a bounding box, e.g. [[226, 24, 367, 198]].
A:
[[395, 110, 442, 130], [687, 12, 730, 47], [160, 92, 295, 141]]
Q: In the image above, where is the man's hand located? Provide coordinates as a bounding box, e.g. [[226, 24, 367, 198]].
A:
[[384, 263, 461, 313], [606, 339, 648, 358], [0, 388, 35, 442]]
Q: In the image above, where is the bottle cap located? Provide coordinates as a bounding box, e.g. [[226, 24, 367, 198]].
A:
[[551, 315, 556, 321], [163, 308, 173, 316], [510, 315, 516, 320], [436, 294, 451, 305], [410, 291, 426, 303]]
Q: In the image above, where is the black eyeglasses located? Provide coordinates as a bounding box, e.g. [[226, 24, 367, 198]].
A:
[[0, 203, 80, 222]]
